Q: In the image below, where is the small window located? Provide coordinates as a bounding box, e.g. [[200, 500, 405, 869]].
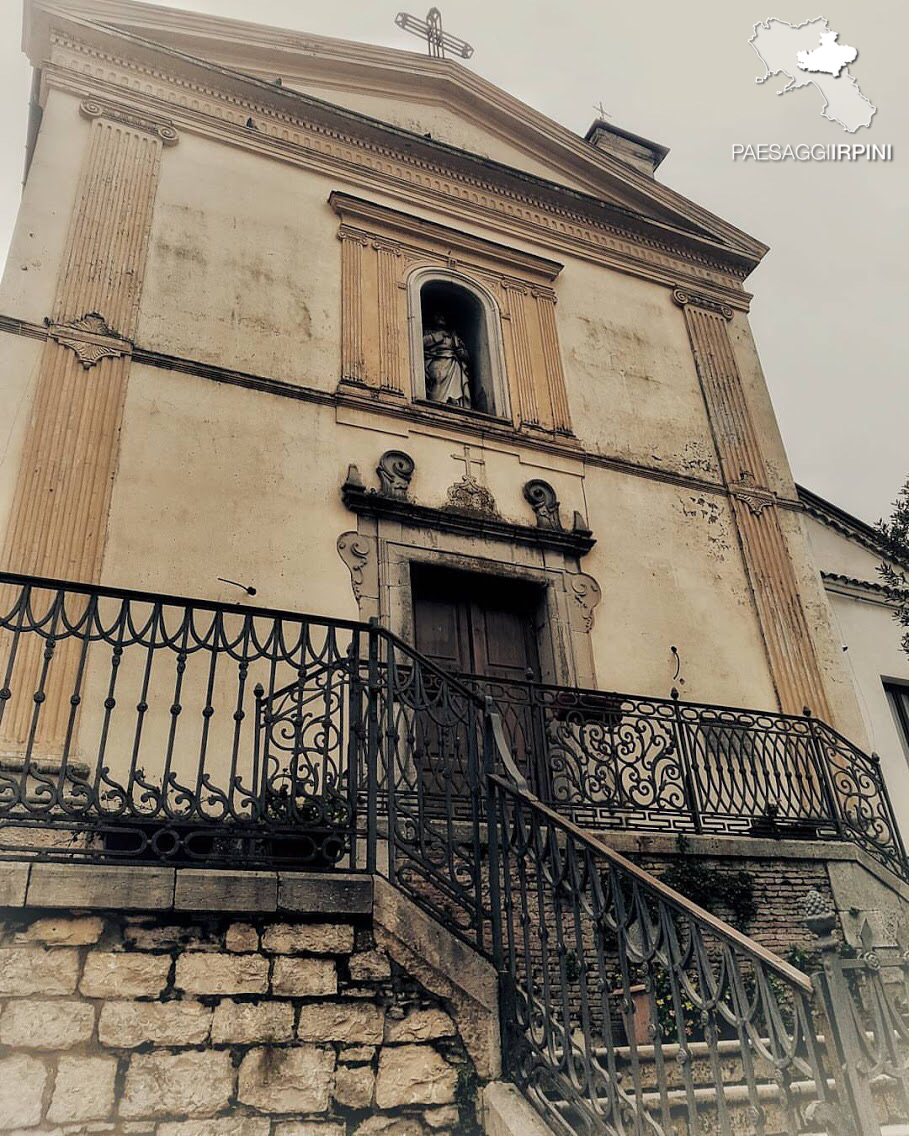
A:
[[885, 681, 909, 759], [410, 271, 507, 419]]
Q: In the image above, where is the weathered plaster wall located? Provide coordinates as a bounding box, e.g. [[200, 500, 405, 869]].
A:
[[100, 364, 354, 613], [802, 513, 909, 838], [580, 466, 777, 707], [0, 905, 477, 1135], [138, 132, 340, 389], [0, 88, 87, 324], [555, 261, 723, 482]]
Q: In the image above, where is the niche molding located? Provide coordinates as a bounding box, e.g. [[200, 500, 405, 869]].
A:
[[330, 192, 573, 435]]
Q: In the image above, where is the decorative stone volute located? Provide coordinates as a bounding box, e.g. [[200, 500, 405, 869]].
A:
[[375, 451, 415, 500], [523, 480, 562, 530]]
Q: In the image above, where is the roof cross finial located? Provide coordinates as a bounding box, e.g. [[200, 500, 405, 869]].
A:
[[395, 8, 474, 59], [593, 100, 612, 120]]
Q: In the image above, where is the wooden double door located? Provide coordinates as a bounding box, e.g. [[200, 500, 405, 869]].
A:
[[411, 564, 542, 685], [410, 564, 544, 796]]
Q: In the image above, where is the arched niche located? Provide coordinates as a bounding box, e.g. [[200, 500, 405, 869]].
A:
[[407, 268, 509, 419]]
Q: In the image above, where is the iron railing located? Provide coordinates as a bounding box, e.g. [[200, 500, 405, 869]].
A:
[[487, 773, 839, 1136], [0, 572, 494, 950], [464, 673, 909, 882], [0, 571, 906, 1133], [486, 769, 909, 1136], [805, 891, 909, 1135]]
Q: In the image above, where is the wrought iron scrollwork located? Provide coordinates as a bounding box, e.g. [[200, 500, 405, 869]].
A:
[[490, 778, 841, 1136]]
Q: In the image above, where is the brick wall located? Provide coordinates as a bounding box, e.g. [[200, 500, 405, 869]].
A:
[[0, 908, 478, 1136], [629, 850, 836, 956]]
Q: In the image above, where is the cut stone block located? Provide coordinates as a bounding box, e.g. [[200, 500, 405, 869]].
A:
[[375, 1044, 458, 1109], [120, 1051, 235, 1119], [81, 952, 171, 998], [0, 999, 95, 1048], [237, 1046, 335, 1114], [175, 952, 269, 995], [47, 1055, 118, 1123]]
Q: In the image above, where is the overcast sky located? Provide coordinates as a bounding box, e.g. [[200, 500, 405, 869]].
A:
[[0, 0, 904, 524]]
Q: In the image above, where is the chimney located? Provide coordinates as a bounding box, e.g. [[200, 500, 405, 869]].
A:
[[584, 119, 668, 177]]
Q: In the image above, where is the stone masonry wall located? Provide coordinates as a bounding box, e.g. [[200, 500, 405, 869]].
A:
[[0, 908, 479, 1136]]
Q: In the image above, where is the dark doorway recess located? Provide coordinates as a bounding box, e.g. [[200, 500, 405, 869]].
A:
[[411, 563, 543, 683], [410, 563, 547, 797]]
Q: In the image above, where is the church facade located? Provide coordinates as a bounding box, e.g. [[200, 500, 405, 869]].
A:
[[0, 0, 867, 735], [0, 3, 907, 1135]]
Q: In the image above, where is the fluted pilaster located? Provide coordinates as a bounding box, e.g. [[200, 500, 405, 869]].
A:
[[673, 288, 830, 719]]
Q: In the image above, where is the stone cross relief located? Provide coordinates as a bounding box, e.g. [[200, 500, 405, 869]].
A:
[[446, 444, 498, 514]]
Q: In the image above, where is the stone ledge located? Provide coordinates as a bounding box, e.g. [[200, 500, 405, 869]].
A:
[[482, 1082, 557, 1136], [605, 830, 909, 896], [1, 861, 372, 916], [373, 874, 500, 1081]]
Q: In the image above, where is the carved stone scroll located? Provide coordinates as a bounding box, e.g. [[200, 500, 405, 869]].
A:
[[569, 574, 603, 632], [524, 480, 563, 530], [376, 451, 415, 500], [674, 288, 831, 719], [337, 531, 372, 602]]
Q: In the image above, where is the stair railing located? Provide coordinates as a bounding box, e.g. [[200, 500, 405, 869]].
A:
[[804, 891, 909, 1136], [484, 759, 839, 1136], [0, 570, 904, 1134]]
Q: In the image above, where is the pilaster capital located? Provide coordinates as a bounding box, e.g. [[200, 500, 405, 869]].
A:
[[672, 287, 734, 320], [79, 99, 179, 145], [337, 225, 371, 247]]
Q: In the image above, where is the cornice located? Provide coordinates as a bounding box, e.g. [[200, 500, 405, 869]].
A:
[[798, 484, 909, 571], [821, 572, 905, 607], [36, 27, 755, 305], [329, 192, 564, 282], [341, 482, 596, 558], [0, 312, 793, 504], [26, 0, 767, 265]]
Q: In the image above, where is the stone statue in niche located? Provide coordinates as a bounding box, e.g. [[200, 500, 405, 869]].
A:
[[422, 313, 471, 408]]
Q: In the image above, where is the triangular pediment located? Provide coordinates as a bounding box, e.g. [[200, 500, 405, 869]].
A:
[[24, 0, 768, 270]]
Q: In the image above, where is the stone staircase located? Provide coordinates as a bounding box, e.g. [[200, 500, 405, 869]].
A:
[[530, 1035, 909, 1136]]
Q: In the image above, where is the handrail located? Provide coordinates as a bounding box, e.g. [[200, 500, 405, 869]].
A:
[[485, 750, 834, 1134], [460, 667, 828, 726], [0, 569, 372, 632], [487, 770, 813, 993]]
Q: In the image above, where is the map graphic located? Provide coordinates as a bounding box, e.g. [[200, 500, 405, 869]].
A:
[[750, 18, 875, 133]]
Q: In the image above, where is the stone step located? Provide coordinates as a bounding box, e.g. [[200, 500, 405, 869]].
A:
[[545, 1072, 909, 1136], [557, 1035, 803, 1092]]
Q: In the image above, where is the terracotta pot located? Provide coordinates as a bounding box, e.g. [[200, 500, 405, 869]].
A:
[[612, 983, 651, 1045]]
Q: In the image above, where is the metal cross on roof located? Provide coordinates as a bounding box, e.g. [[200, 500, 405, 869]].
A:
[[395, 7, 474, 59], [593, 101, 612, 119]]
